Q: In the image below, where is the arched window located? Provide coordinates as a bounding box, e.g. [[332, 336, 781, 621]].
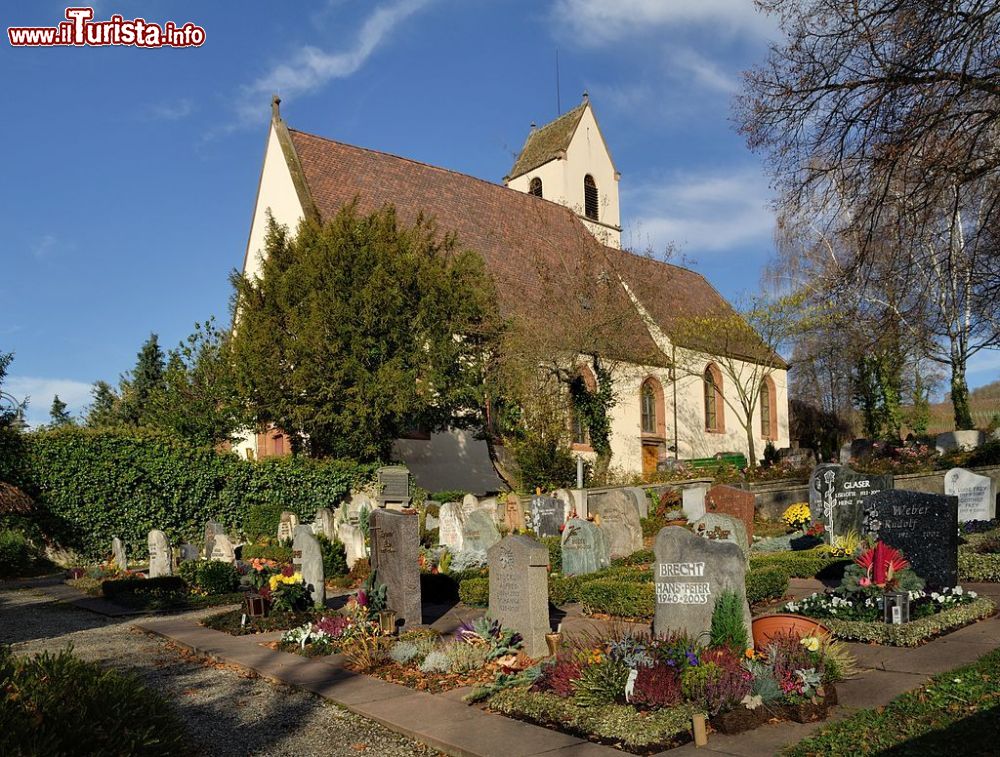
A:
[[529, 177, 543, 198], [704, 364, 724, 433], [584, 174, 599, 220], [570, 365, 597, 449], [760, 376, 777, 439], [640, 376, 666, 437]]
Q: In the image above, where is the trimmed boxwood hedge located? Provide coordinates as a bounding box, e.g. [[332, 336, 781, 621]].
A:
[[0, 427, 375, 558], [959, 549, 1000, 582], [101, 576, 188, 599], [816, 597, 996, 646], [577, 578, 656, 618], [745, 565, 790, 604]]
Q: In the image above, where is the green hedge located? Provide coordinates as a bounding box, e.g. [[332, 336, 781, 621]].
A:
[[459, 576, 489, 606], [0, 529, 39, 577], [746, 565, 790, 604], [242, 544, 293, 563], [1, 427, 374, 558], [577, 579, 656, 618], [101, 576, 188, 599], [817, 597, 996, 646], [748, 550, 850, 582]]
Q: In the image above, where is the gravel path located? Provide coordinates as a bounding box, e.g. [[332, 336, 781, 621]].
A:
[[0, 586, 436, 756]]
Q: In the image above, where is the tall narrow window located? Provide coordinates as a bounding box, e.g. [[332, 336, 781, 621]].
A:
[[529, 177, 543, 197], [572, 409, 588, 446], [641, 382, 656, 434], [760, 376, 777, 439], [704, 364, 724, 432], [759, 382, 771, 438], [584, 174, 599, 220]]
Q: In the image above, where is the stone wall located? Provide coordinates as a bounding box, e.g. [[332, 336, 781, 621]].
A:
[[747, 465, 1000, 521]]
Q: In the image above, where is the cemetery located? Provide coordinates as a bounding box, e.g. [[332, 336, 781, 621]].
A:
[[4, 421, 1000, 754]]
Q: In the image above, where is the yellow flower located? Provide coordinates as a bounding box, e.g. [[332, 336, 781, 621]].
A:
[[800, 636, 821, 652], [268, 572, 303, 591], [745, 648, 757, 659]]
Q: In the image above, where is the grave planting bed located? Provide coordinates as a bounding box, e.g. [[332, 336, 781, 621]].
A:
[[816, 596, 995, 646], [958, 526, 1000, 582], [202, 607, 322, 635]]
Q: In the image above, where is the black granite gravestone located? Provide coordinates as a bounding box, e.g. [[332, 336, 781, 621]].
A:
[[528, 496, 563, 537], [829, 468, 892, 537], [863, 490, 958, 588]]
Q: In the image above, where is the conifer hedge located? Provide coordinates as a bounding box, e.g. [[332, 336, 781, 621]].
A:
[[0, 427, 374, 558]]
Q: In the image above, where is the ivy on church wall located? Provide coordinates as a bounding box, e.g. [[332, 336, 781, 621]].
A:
[[569, 356, 616, 460]]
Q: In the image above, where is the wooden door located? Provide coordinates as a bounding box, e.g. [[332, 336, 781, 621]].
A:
[[642, 444, 659, 478]]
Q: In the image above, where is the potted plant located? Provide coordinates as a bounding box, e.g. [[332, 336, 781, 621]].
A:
[[751, 614, 831, 649]]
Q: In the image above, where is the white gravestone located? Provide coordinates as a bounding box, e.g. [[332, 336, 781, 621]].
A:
[[147, 530, 173, 577], [945, 467, 995, 522]]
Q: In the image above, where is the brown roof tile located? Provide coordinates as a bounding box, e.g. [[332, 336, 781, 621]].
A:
[[284, 125, 770, 368]]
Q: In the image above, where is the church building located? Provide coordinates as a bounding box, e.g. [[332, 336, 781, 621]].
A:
[[235, 95, 789, 492]]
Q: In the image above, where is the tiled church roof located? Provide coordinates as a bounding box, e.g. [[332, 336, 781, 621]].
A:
[[283, 124, 776, 368]]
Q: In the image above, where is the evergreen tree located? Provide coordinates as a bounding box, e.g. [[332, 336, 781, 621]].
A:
[[122, 333, 165, 425], [49, 394, 73, 427], [230, 205, 498, 460], [85, 380, 123, 427]]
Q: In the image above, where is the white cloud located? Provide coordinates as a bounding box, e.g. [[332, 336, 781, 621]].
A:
[[622, 167, 774, 255], [5, 376, 93, 428], [146, 98, 194, 121], [666, 47, 738, 94], [32, 234, 58, 260], [552, 0, 775, 45], [234, 0, 434, 125]]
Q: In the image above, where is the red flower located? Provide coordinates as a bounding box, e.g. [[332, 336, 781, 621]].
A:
[[281, 564, 294, 577]]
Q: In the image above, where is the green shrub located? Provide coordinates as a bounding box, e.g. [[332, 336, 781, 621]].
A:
[[611, 549, 654, 566], [710, 589, 748, 650], [573, 659, 629, 707], [549, 574, 584, 605], [459, 576, 489, 606], [0, 529, 37, 577], [959, 542, 1000, 582], [748, 550, 849, 582], [242, 503, 285, 542], [242, 544, 293, 563], [577, 578, 655, 618], [0, 646, 188, 755], [195, 561, 240, 595], [540, 535, 562, 573], [745, 565, 790, 604], [316, 534, 348, 577], [3, 427, 375, 558], [641, 515, 669, 538], [429, 490, 465, 504]]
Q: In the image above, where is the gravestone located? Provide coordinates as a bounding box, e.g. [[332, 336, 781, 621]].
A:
[[438, 502, 464, 551], [277, 511, 299, 542], [653, 526, 751, 641], [460, 509, 501, 553], [935, 430, 986, 455], [553, 489, 576, 520], [179, 543, 200, 562], [204, 521, 225, 560], [704, 485, 755, 539], [209, 534, 236, 564], [500, 494, 526, 532], [945, 468, 995, 522], [808, 464, 842, 533], [346, 492, 375, 523], [461, 493, 480, 516], [147, 530, 172, 578], [588, 489, 643, 558], [693, 513, 749, 559], [561, 518, 610, 576], [293, 525, 326, 608], [838, 443, 853, 464], [370, 509, 422, 627], [681, 485, 708, 522], [312, 508, 336, 540], [111, 537, 127, 569], [528, 495, 563, 537], [377, 465, 411, 508], [424, 513, 440, 531], [829, 469, 893, 537], [864, 490, 959, 587], [340, 523, 366, 568], [488, 535, 550, 658], [624, 487, 649, 519]]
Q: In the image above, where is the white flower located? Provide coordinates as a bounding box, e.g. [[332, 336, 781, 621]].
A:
[[969, 591, 978, 598], [954, 586, 964, 595], [931, 592, 940, 600]]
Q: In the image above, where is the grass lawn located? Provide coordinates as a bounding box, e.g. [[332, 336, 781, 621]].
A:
[[784, 646, 1000, 755]]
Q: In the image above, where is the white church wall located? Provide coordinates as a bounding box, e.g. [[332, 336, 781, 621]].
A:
[[243, 124, 305, 281]]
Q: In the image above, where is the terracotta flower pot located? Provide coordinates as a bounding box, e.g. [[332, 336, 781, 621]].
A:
[[752, 614, 831, 648]]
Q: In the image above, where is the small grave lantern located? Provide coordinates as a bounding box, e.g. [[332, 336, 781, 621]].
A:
[[883, 591, 910, 625], [245, 593, 268, 618], [378, 610, 397, 636]]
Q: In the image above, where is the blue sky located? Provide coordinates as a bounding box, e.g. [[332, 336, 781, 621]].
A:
[[2, 1, 995, 426]]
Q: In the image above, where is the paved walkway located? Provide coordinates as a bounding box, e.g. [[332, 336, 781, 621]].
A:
[[19, 576, 1000, 756]]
